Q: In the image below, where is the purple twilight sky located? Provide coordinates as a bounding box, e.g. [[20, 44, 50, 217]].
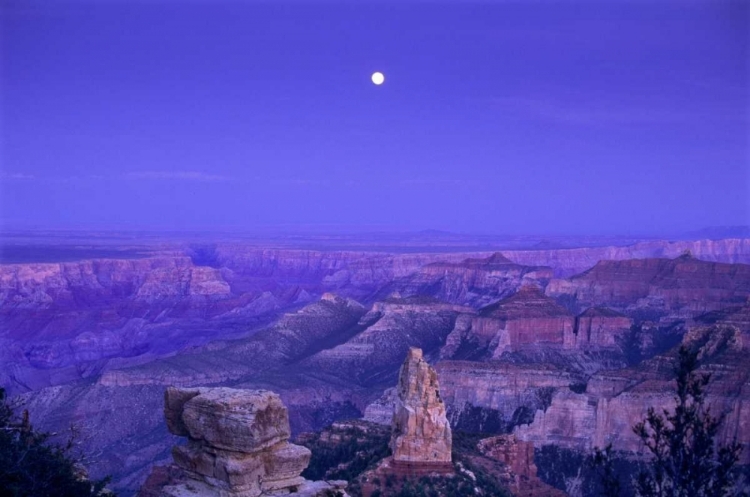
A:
[[1, 0, 748, 236]]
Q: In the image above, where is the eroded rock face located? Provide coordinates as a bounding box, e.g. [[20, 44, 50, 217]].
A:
[[390, 348, 452, 465], [179, 388, 291, 453], [441, 286, 576, 360], [159, 387, 347, 497], [514, 319, 750, 460], [363, 387, 396, 425], [572, 307, 632, 350], [500, 238, 750, 277], [477, 435, 565, 497], [391, 253, 553, 308], [546, 254, 750, 318], [306, 297, 468, 388], [478, 435, 536, 479], [436, 361, 582, 433]]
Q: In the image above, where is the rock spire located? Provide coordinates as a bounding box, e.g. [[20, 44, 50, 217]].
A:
[[390, 348, 452, 467]]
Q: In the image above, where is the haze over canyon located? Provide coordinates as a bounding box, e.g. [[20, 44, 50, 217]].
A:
[[1, 230, 749, 495]]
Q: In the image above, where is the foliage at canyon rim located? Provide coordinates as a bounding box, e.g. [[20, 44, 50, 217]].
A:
[[589, 346, 743, 497], [0, 388, 113, 497]]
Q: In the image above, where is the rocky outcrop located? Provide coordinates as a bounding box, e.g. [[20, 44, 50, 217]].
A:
[[501, 238, 750, 277], [353, 349, 455, 495], [0, 247, 498, 395], [547, 254, 750, 319], [6, 242, 750, 395], [158, 387, 348, 497], [572, 307, 632, 349], [390, 348, 452, 469], [12, 241, 750, 496], [306, 297, 470, 388], [362, 387, 396, 425], [441, 286, 576, 359], [477, 435, 565, 497], [98, 294, 367, 388], [388, 253, 553, 308], [436, 361, 583, 433], [515, 320, 750, 460], [478, 435, 536, 482]]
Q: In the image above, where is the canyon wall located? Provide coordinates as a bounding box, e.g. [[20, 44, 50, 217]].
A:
[[501, 238, 750, 276], [515, 312, 750, 459], [6, 241, 750, 496], [546, 253, 750, 318]]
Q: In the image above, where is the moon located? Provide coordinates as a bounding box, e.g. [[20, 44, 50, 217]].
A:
[[371, 72, 385, 85]]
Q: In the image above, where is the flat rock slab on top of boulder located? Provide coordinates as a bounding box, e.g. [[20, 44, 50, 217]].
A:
[[177, 388, 291, 453], [158, 386, 349, 496]]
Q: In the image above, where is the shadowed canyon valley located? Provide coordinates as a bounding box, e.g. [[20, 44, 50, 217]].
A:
[[3, 233, 750, 496]]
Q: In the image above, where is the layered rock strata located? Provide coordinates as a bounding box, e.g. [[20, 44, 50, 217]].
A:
[[546, 253, 750, 318], [436, 361, 583, 432], [514, 320, 750, 460], [389, 348, 453, 473], [441, 286, 576, 359], [160, 387, 347, 497], [572, 307, 632, 349], [389, 253, 553, 308]]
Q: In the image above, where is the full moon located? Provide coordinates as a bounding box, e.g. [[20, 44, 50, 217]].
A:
[[371, 72, 385, 85]]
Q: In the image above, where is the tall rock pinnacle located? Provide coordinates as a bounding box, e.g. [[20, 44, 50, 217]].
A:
[[390, 348, 452, 465]]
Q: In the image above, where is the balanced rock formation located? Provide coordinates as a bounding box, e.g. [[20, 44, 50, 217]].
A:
[[159, 387, 347, 497], [389, 348, 453, 472]]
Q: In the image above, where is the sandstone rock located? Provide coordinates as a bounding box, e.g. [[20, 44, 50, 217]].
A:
[[137, 465, 185, 497], [362, 387, 396, 425], [260, 443, 311, 492], [515, 321, 750, 459], [683, 324, 743, 360], [441, 286, 576, 359], [164, 387, 203, 437], [478, 435, 566, 497], [390, 348, 452, 465], [436, 361, 581, 432], [307, 298, 469, 386], [546, 255, 750, 318], [181, 388, 291, 453], [14, 242, 750, 496], [162, 479, 347, 497], [478, 435, 537, 478], [172, 442, 265, 491], [573, 307, 632, 349], [500, 238, 750, 277], [157, 387, 347, 497], [391, 253, 553, 308]]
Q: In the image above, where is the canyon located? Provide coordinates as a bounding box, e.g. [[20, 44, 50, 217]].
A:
[[3, 235, 750, 495]]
